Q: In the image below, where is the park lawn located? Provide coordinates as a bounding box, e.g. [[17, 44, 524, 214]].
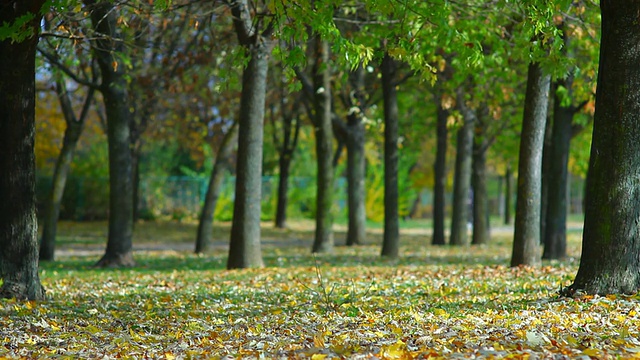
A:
[[3, 221, 640, 359]]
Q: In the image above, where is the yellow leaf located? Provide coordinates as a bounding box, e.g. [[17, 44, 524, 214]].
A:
[[379, 340, 410, 360], [164, 353, 176, 360], [582, 348, 602, 357], [311, 355, 327, 360]]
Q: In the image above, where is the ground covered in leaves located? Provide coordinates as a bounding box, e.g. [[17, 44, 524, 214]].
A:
[[3, 220, 640, 359]]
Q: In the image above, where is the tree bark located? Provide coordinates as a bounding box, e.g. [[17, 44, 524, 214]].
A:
[[450, 89, 475, 246], [345, 66, 367, 246], [504, 166, 512, 225], [432, 92, 448, 246], [542, 80, 574, 260], [87, 0, 136, 268], [510, 62, 550, 267], [195, 122, 238, 253], [380, 52, 399, 258], [0, 0, 46, 300], [472, 138, 490, 245], [563, 1, 640, 295], [274, 107, 300, 229], [40, 82, 94, 261], [311, 37, 335, 253]]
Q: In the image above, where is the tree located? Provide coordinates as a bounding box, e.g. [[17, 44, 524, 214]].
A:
[[380, 51, 399, 258], [85, 0, 136, 267], [431, 86, 449, 246], [227, 0, 273, 268], [195, 122, 238, 254], [0, 0, 46, 300], [40, 80, 95, 261], [310, 37, 335, 253], [449, 87, 475, 246], [510, 61, 550, 267], [563, 1, 640, 295]]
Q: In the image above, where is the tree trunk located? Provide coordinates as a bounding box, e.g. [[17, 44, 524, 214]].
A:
[[311, 38, 335, 253], [504, 166, 512, 225], [380, 52, 399, 258], [472, 139, 490, 245], [346, 115, 367, 246], [0, 0, 46, 300], [195, 122, 238, 253], [40, 82, 94, 261], [510, 62, 550, 267], [227, 45, 270, 268], [542, 81, 573, 260], [88, 0, 136, 268], [274, 112, 299, 229], [274, 150, 292, 229], [539, 111, 553, 244], [450, 89, 475, 246], [563, 1, 640, 295], [432, 93, 448, 246]]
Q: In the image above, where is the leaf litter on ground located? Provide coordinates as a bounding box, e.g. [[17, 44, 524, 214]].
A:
[[2, 220, 639, 359]]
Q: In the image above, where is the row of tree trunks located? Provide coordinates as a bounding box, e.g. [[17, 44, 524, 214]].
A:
[[0, 0, 47, 300]]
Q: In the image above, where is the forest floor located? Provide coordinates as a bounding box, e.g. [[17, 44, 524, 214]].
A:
[[5, 219, 639, 359]]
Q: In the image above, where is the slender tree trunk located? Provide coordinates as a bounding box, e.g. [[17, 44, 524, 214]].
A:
[[195, 122, 238, 253], [540, 112, 553, 244], [88, 0, 136, 268], [227, 44, 270, 268], [311, 38, 335, 253], [472, 140, 490, 245], [131, 143, 142, 223], [543, 81, 573, 260], [274, 113, 299, 229], [450, 89, 475, 246], [564, 1, 640, 295], [380, 52, 399, 258], [432, 93, 448, 245], [504, 166, 512, 225], [0, 0, 46, 300], [510, 62, 550, 267], [40, 83, 94, 261], [274, 151, 292, 229], [346, 110, 367, 246]]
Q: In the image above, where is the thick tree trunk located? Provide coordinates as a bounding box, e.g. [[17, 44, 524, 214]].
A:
[[0, 0, 46, 300], [311, 38, 335, 253], [195, 122, 238, 253], [542, 81, 573, 260], [88, 0, 136, 268], [504, 166, 512, 225], [450, 90, 475, 246], [40, 83, 93, 261], [380, 52, 400, 258], [564, 1, 640, 295], [510, 62, 550, 267], [432, 94, 448, 246], [227, 44, 269, 268], [472, 140, 490, 245]]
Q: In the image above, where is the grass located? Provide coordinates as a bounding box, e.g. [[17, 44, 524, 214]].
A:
[[3, 220, 639, 359]]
